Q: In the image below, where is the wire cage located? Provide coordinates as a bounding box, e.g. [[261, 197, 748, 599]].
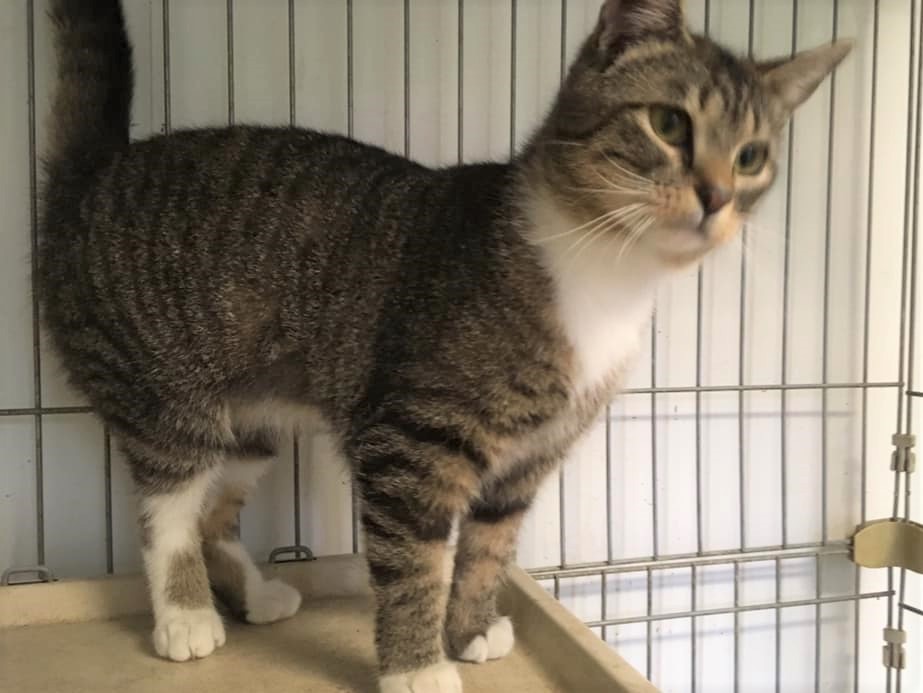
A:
[[1, 0, 922, 691]]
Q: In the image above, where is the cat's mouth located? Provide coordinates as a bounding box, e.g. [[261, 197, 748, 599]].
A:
[[644, 211, 741, 263]]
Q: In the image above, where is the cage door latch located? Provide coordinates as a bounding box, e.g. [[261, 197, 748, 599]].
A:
[[883, 627, 906, 670]]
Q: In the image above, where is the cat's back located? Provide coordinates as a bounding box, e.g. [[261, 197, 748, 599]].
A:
[[37, 125, 438, 404], [47, 125, 425, 239], [40, 124, 432, 309]]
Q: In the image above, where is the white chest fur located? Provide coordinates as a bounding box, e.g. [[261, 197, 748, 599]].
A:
[[525, 190, 664, 396]]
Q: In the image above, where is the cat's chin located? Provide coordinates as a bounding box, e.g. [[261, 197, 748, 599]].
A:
[[643, 227, 732, 269], [645, 214, 743, 265]]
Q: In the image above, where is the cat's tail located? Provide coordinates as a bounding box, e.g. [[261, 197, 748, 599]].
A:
[[46, 0, 133, 179]]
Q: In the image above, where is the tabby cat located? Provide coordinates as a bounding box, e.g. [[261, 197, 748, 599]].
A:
[[41, 1, 850, 691]]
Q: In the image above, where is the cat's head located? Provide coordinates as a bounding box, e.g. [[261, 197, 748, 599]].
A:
[[527, 0, 851, 267]]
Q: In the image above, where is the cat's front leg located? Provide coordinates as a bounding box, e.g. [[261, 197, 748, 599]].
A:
[[351, 416, 482, 693], [444, 475, 537, 664]]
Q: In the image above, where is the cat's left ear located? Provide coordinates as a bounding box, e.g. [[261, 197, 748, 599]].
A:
[[758, 40, 853, 115], [595, 0, 685, 62]]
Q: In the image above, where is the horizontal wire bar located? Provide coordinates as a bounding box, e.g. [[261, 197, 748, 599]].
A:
[[620, 381, 900, 396], [0, 381, 896, 418], [527, 541, 849, 580], [900, 602, 923, 617], [529, 546, 850, 581], [584, 590, 893, 628], [0, 405, 94, 417], [906, 390, 923, 398]]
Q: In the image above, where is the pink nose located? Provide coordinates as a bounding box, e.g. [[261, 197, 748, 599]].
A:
[[695, 184, 732, 215]]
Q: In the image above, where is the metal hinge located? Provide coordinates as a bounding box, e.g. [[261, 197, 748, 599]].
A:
[[883, 628, 906, 670], [891, 433, 916, 473], [0, 565, 56, 586]]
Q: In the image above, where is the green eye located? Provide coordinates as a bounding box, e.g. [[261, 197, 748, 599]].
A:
[[649, 107, 691, 146], [735, 143, 769, 175]]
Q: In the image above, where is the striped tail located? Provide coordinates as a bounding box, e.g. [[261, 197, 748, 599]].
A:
[[46, 0, 134, 180]]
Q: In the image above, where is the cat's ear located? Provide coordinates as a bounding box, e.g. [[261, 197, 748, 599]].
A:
[[594, 0, 684, 61], [758, 40, 853, 114]]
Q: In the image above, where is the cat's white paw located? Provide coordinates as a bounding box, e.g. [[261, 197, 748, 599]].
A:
[[457, 617, 514, 664], [245, 578, 302, 624], [153, 607, 226, 662], [379, 661, 462, 693]]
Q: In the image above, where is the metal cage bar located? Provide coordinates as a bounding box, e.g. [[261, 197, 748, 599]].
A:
[[25, 0, 43, 571]]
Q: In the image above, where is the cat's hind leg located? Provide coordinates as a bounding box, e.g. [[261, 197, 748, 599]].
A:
[[133, 450, 226, 662], [200, 450, 301, 625]]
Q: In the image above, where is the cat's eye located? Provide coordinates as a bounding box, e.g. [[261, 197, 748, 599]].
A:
[[735, 143, 769, 175], [649, 107, 691, 147]]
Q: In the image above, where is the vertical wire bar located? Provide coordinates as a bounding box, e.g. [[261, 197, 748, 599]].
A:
[[896, 7, 923, 692], [646, 566, 653, 680], [693, 267, 703, 693], [695, 5, 709, 690], [694, 9, 712, 685], [347, 0, 355, 139], [777, 3, 799, 689], [226, 0, 235, 125], [403, 0, 410, 157], [856, 3, 880, 690], [288, 0, 300, 552], [648, 317, 658, 680], [457, 0, 464, 164], [26, 0, 44, 567], [104, 429, 113, 574], [600, 572, 608, 645], [903, 0, 923, 517], [896, 0, 919, 473], [739, 0, 756, 561], [738, 4, 756, 688], [775, 556, 782, 693], [557, 0, 568, 574], [816, 4, 841, 689], [734, 560, 741, 693], [780, 0, 798, 550], [559, 1, 567, 85], [289, 0, 296, 126], [163, 0, 172, 133], [814, 554, 822, 693], [691, 564, 697, 690], [509, 0, 517, 157], [889, 2, 920, 689], [650, 321, 659, 564], [292, 436, 302, 547], [347, 0, 358, 554]]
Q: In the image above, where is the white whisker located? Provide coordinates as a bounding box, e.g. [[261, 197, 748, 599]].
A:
[[536, 203, 644, 245], [602, 152, 655, 187]]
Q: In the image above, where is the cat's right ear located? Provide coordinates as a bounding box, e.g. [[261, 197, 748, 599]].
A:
[[592, 0, 684, 65]]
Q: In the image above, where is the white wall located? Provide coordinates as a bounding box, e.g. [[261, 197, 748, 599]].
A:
[[0, 1, 920, 691]]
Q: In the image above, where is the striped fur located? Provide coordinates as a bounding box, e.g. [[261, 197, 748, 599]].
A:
[[39, 0, 850, 688]]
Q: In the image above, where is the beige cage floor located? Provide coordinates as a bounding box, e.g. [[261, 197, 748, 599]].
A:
[[0, 556, 656, 693], [1, 595, 564, 693]]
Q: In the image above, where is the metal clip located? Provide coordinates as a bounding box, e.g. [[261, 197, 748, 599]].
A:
[[268, 544, 315, 564], [883, 627, 906, 670], [891, 433, 916, 473], [0, 565, 56, 586]]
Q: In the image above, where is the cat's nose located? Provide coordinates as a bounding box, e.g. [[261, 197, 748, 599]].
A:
[[695, 183, 732, 216]]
